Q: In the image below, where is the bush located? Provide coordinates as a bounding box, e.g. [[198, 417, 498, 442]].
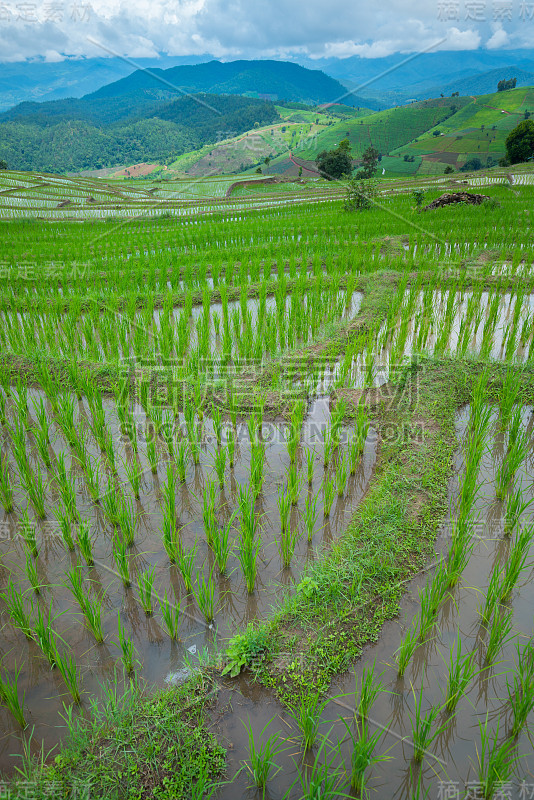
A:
[[344, 178, 379, 211]]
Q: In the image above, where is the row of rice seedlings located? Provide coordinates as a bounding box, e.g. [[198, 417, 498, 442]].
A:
[[409, 681, 450, 763], [444, 630, 479, 712], [495, 407, 530, 500], [237, 487, 261, 593], [479, 523, 532, 623], [3, 274, 359, 374], [114, 611, 138, 673], [65, 565, 105, 642], [0, 663, 27, 727], [507, 641, 534, 736]]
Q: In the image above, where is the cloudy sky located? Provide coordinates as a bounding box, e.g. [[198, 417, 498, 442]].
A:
[[0, 0, 532, 62]]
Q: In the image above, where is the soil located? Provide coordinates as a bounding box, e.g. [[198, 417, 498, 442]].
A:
[[422, 192, 491, 210]]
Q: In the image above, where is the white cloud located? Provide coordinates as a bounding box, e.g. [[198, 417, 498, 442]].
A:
[[0, 0, 525, 63], [486, 24, 509, 50], [443, 27, 481, 50]]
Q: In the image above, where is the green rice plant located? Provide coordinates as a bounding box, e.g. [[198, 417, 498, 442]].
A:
[[114, 611, 138, 674], [504, 486, 533, 535], [33, 422, 52, 468], [188, 419, 201, 465], [286, 464, 302, 506], [211, 511, 236, 574], [287, 426, 300, 465], [496, 418, 529, 500], [0, 579, 33, 638], [476, 716, 518, 798], [213, 446, 227, 488], [238, 531, 261, 594], [0, 663, 27, 728], [395, 624, 420, 677], [290, 731, 344, 799], [19, 507, 37, 557], [226, 427, 236, 468], [175, 438, 189, 482], [302, 492, 318, 543], [194, 568, 216, 623], [444, 631, 478, 712], [177, 537, 198, 593], [159, 590, 182, 639], [0, 455, 14, 512], [507, 653, 534, 737], [335, 453, 348, 497], [409, 682, 450, 763], [323, 429, 333, 468], [122, 457, 143, 499], [499, 372, 521, 430], [160, 506, 181, 564], [355, 660, 386, 720], [161, 463, 177, 520], [146, 436, 158, 474], [23, 462, 47, 520], [287, 690, 330, 751], [25, 549, 41, 594], [237, 484, 257, 540], [485, 608, 515, 666], [212, 407, 223, 446], [100, 476, 123, 526], [417, 565, 449, 641], [117, 494, 139, 547], [13, 380, 29, 428], [112, 532, 131, 588], [278, 520, 301, 568], [277, 487, 291, 534], [305, 447, 315, 485], [137, 566, 156, 615], [341, 716, 389, 793], [322, 476, 335, 517], [53, 503, 75, 551], [77, 519, 94, 566], [499, 524, 531, 602], [33, 605, 59, 668], [82, 455, 101, 503], [242, 717, 284, 790], [250, 444, 265, 498], [0, 388, 8, 426], [55, 649, 83, 703]]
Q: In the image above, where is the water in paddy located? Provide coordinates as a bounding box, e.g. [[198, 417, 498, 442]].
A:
[[0, 391, 376, 772], [313, 289, 534, 393], [207, 404, 534, 798]]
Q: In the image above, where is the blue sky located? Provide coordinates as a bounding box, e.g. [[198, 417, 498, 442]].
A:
[[0, 0, 532, 62]]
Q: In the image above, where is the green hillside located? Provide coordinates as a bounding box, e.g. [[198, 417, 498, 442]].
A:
[[295, 98, 469, 161], [392, 86, 534, 174]]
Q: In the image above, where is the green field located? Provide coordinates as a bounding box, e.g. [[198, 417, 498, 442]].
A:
[[2, 162, 534, 797]]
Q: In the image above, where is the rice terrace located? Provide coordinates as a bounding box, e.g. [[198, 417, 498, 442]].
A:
[[2, 46, 534, 800]]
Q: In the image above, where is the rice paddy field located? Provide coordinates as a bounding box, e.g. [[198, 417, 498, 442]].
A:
[[1, 166, 534, 798]]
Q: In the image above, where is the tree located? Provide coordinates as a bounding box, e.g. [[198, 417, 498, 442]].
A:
[[0, 160, 7, 170], [315, 139, 352, 180], [505, 119, 534, 164], [356, 146, 379, 179], [460, 157, 482, 172], [444, 165, 454, 174], [344, 177, 378, 211], [497, 78, 517, 92]]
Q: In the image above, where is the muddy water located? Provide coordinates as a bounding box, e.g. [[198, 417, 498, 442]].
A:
[[1, 291, 363, 367], [206, 404, 534, 798], [0, 391, 376, 772], [313, 290, 534, 394]]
